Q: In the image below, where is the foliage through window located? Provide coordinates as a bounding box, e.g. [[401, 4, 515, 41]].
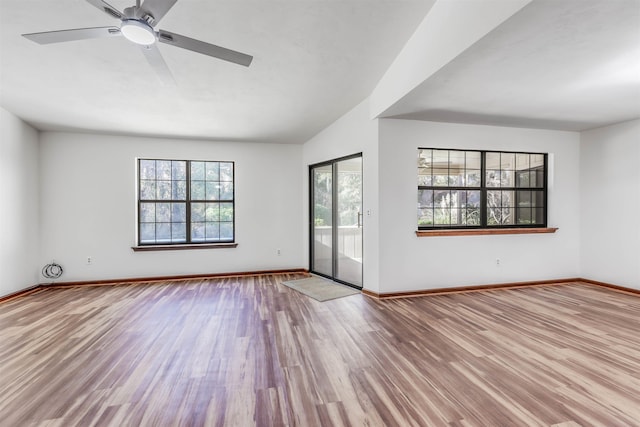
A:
[[418, 149, 546, 229], [138, 159, 234, 245]]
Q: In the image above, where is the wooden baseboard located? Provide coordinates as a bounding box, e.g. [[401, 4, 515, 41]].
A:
[[0, 285, 44, 304], [578, 278, 640, 296], [363, 278, 583, 299], [1, 269, 309, 303], [44, 268, 310, 288], [4, 272, 637, 304]]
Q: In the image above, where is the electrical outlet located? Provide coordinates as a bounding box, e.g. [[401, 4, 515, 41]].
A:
[[87, 256, 93, 265], [496, 258, 500, 266], [277, 249, 282, 256]]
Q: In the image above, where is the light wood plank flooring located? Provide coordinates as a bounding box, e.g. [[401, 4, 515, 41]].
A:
[[1, 274, 639, 426]]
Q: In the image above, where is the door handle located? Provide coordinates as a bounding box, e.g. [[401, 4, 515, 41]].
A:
[[357, 211, 362, 228]]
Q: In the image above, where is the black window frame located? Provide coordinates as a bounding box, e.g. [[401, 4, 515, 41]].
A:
[[137, 158, 236, 246], [418, 148, 548, 230]]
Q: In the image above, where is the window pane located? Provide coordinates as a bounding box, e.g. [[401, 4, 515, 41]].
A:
[[171, 223, 186, 241], [464, 190, 481, 208], [449, 151, 465, 174], [517, 191, 532, 208], [466, 151, 481, 169], [140, 223, 155, 243], [172, 180, 186, 200], [418, 168, 432, 186], [172, 161, 186, 180], [191, 161, 205, 180], [464, 208, 481, 225], [516, 170, 531, 187], [517, 207, 532, 224], [140, 180, 156, 200], [206, 181, 220, 200], [449, 171, 463, 186], [140, 160, 156, 179], [502, 191, 515, 208], [172, 203, 186, 222], [486, 152, 500, 169], [205, 222, 220, 240], [533, 208, 544, 224], [156, 223, 171, 242], [466, 170, 481, 187], [418, 189, 434, 208], [434, 209, 450, 225], [220, 203, 233, 222], [191, 181, 205, 200], [486, 170, 501, 187], [532, 190, 544, 208], [433, 150, 449, 166], [500, 170, 514, 187], [516, 153, 530, 170], [140, 203, 155, 223], [220, 223, 234, 240], [418, 149, 432, 168], [434, 190, 452, 225], [157, 181, 172, 200], [157, 160, 172, 180], [206, 203, 220, 222], [418, 208, 433, 226], [205, 162, 219, 181], [487, 190, 502, 207], [192, 203, 205, 222], [191, 223, 205, 241], [501, 153, 515, 170], [531, 154, 545, 169], [156, 203, 171, 222], [433, 171, 448, 186], [220, 182, 233, 200], [434, 190, 451, 207], [450, 208, 462, 225], [220, 162, 233, 181], [488, 206, 514, 225], [502, 207, 514, 225], [532, 167, 544, 188]]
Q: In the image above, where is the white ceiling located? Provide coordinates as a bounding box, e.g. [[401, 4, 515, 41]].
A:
[[1, 0, 639, 143], [0, 0, 434, 143], [383, 0, 640, 131]]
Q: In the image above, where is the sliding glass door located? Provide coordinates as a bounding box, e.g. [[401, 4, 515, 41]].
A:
[[310, 154, 362, 288]]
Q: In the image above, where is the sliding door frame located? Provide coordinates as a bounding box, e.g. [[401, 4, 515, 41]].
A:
[[309, 152, 363, 290]]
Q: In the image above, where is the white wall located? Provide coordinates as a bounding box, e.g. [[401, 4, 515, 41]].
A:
[[38, 132, 304, 282], [377, 119, 581, 293], [580, 119, 640, 289], [302, 98, 381, 292], [0, 108, 40, 297]]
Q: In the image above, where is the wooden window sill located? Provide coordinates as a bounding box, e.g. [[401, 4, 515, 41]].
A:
[[416, 228, 558, 237], [132, 243, 238, 251]]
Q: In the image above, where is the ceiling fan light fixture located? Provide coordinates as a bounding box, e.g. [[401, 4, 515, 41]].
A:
[[120, 20, 156, 45]]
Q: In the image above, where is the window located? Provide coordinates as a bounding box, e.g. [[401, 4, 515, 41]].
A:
[[418, 149, 546, 229], [138, 159, 234, 245]]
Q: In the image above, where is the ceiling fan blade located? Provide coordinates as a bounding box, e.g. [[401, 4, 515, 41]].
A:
[[139, 0, 178, 26], [157, 29, 253, 67], [140, 44, 176, 86], [22, 27, 121, 44], [84, 0, 124, 19]]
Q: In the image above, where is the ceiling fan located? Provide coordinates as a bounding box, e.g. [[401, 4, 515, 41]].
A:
[[22, 0, 253, 83]]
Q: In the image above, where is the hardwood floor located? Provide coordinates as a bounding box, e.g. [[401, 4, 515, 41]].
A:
[[1, 275, 639, 426]]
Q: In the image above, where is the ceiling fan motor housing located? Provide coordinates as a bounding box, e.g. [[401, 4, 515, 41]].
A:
[[120, 19, 156, 45]]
